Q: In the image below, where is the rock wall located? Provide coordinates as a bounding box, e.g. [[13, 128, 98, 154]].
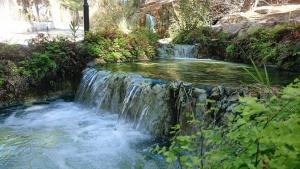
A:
[[139, 0, 174, 37]]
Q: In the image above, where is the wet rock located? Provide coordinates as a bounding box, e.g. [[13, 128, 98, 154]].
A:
[[226, 103, 238, 113], [210, 86, 225, 99]]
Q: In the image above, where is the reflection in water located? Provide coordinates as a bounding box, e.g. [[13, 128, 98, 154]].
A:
[[0, 101, 163, 169], [101, 59, 300, 86]]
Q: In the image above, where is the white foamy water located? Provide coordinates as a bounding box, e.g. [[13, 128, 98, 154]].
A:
[[0, 101, 160, 169]]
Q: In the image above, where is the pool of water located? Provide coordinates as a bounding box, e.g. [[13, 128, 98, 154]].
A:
[[100, 59, 300, 87], [0, 101, 164, 169]]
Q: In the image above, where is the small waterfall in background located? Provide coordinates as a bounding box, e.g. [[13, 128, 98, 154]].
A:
[[76, 68, 171, 136], [158, 43, 199, 58], [173, 45, 199, 58], [145, 14, 156, 33]]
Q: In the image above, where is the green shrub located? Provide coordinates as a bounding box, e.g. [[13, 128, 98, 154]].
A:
[[18, 52, 57, 81], [156, 80, 300, 169], [29, 34, 90, 80], [0, 34, 91, 103], [128, 28, 158, 59], [81, 42, 102, 58], [129, 27, 160, 44], [225, 23, 300, 70], [225, 44, 235, 55], [205, 80, 300, 169], [81, 28, 158, 62]]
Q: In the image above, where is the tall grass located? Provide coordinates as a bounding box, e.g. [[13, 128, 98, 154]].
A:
[[243, 59, 270, 86]]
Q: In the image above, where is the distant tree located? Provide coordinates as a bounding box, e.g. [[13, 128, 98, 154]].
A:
[[61, 0, 82, 10], [90, 0, 142, 30], [171, 0, 211, 31]]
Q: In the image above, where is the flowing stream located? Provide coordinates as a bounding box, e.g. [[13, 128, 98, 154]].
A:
[[0, 101, 164, 169], [0, 59, 299, 169]]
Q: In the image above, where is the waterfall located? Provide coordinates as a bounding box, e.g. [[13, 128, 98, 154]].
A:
[[76, 68, 172, 136], [158, 43, 199, 58], [75, 67, 243, 139], [146, 14, 156, 33], [173, 45, 199, 58]]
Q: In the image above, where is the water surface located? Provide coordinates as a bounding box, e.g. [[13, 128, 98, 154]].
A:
[[0, 101, 162, 169], [100, 59, 300, 86]]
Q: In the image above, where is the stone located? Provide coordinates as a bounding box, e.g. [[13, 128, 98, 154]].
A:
[[228, 93, 240, 102], [210, 86, 225, 99], [255, 9, 270, 14], [217, 14, 248, 25]]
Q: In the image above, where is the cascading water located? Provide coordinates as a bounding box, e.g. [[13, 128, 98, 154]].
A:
[[0, 101, 166, 169], [158, 43, 199, 58], [145, 14, 156, 33], [76, 68, 172, 136], [0, 66, 187, 168], [173, 45, 199, 58], [0, 68, 174, 169], [0, 62, 262, 169]]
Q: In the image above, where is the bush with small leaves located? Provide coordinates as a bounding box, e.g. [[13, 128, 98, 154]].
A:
[[155, 79, 300, 169]]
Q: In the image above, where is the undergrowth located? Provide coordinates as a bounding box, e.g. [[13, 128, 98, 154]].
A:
[[81, 27, 159, 62], [154, 79, 300, 169], [173, 23, 300, 70]]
